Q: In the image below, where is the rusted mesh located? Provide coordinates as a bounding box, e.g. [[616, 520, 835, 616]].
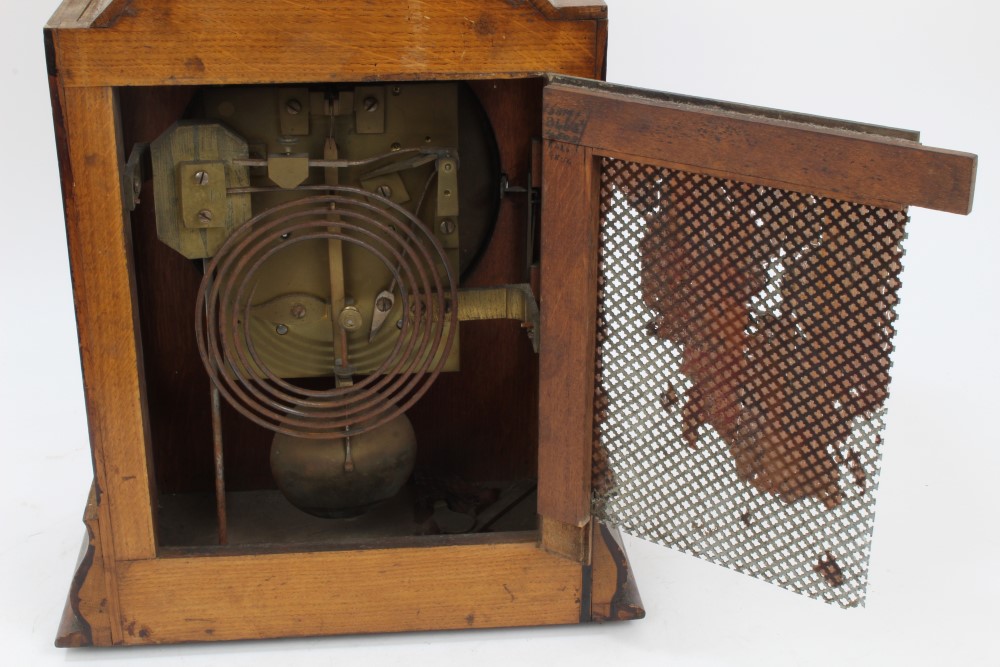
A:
[[593, 158, 908, 606]]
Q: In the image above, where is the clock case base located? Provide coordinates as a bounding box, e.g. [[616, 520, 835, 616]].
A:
[[56, 485, 643, 647]]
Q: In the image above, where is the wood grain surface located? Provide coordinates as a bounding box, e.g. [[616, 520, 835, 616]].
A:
[[543, 81, 977, 214], [537, 140, 599, 528], [54, 84, 158, 563], [55, 486, 115, 647], [47, 0, 117, 29], [47, 0, 605, 87], [590, 524, 644, 622], [530, 0, 607, 20], [115, 537, 583, 643]]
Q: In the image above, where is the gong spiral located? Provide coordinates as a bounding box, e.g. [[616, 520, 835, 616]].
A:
[[195, 189, 457, 440]]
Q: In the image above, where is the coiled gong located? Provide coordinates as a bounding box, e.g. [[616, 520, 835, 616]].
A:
[[196, 189, 458, 515]]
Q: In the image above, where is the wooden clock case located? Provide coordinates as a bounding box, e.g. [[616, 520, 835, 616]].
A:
[[48, 0, 628, 647], [45, 0, 975, 647]]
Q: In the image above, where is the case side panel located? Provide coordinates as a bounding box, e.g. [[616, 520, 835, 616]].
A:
[[56, 83, 158, 568]]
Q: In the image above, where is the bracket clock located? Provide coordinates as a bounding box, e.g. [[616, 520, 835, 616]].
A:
[[45, 0, 977, 647]]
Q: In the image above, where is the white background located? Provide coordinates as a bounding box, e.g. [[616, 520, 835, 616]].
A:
[[1, 1, 997, 665]]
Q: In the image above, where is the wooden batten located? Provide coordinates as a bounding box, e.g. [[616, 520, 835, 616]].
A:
[[46, 0, 607, 88], [537, 140, 600, 529], [543, 82, 977, 214], [54, 83, 158, 563], [115, 539, 583, 644]]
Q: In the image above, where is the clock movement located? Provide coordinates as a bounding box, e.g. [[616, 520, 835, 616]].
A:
[[45, 0, 977, 646]]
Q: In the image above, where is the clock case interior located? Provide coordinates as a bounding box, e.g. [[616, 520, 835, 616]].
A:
[[121, 78, 546, 552]]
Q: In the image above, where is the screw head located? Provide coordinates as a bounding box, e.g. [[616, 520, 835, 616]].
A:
[[290, 304, 307, 320], [391, 86, 401, 96], [396, 319, 404, 330], [194, 170, 209, 186], [285, 99, 303, 115], [375, 296, 393, 313], [375, 184, 393, 199], [275, 324, 289, 335], [197, 209, 214, 224], [439, 219, 456, 235], [390, 142, 402, 152], [363, 96, 379, 112], [442, 161, 454, 173]]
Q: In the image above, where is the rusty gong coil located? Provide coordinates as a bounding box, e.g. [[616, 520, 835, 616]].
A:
[[195, 190, 458, 439]]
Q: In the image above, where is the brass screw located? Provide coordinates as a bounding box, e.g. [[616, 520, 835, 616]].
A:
[[375, 184, 393, 199], [285, 99, 303, 115], [439, 219, 456, 235], [442, 162, 454, 173], [363, 96, 379, 112], [375, 296, 393, 313], [197, 209, 214, 224], [194, 171, 209, 185], [290, 304, 307, 319], [391, 142, 402, 152]]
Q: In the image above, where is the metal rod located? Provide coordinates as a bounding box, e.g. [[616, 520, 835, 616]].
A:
[[210, 384, 228, 546], [228, 184, 355, 195], [232, 147, 450, 170]]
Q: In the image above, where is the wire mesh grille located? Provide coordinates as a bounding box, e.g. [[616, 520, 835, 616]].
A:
[[593, 158, 909, 606]]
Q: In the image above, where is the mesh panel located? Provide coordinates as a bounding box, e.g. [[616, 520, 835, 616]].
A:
[[593, 158, 908, 607]]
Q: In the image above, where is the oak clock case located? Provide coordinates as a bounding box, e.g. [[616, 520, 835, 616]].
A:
[[46, 0, 977, 648]]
